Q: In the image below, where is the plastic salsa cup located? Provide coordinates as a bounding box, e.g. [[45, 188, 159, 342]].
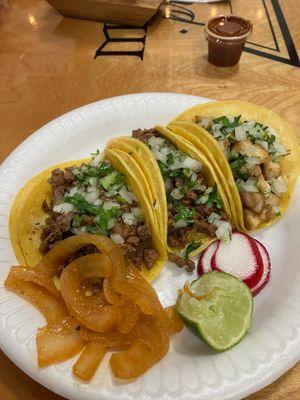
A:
[[205, 15, 252, 67]]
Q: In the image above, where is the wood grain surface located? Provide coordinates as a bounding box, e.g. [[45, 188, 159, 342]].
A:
[[0, 0, 299, 399]]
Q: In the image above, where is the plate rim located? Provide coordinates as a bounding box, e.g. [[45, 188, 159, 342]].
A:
[[0, 92, 299, 400]]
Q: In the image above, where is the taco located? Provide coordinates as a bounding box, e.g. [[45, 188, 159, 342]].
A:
[[170, 101, 300, 231], [9, 149, 167, 281], [107, 127, 234, 271]]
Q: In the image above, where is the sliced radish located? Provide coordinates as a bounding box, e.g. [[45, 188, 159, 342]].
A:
[[251, 240, 271, 296], [211, 232, 264, 289], [197, 242, 218, 275]]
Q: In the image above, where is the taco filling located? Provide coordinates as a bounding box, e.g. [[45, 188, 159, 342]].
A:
[[196, 115, 289, 229], [132, 129, 232, 254], [40, 152, 159, 270]]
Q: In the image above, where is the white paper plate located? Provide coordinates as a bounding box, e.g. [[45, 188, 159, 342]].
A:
[[0, 93, 299, 400]]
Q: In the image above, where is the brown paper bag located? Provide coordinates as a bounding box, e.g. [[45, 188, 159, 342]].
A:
[[47, 0, 163, 26]]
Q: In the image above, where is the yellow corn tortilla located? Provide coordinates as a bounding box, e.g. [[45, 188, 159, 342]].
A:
[[170, 100, 300, 230], [107, 126, 234, 258], [9, 154, 167, 282]]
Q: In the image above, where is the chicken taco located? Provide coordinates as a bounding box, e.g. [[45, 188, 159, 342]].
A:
[[170, 101, 300, 230], [107, 127, 234, 271], [10, 149, 167, 281]]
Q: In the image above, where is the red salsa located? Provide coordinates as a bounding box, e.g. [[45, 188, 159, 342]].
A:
[[206, 16, 252, 67]]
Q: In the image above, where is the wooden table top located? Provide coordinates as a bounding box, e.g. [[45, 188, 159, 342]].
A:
[[0, 0, 299, 399]]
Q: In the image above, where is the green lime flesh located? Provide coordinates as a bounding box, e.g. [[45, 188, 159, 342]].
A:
[[176, 271, 253, 352]]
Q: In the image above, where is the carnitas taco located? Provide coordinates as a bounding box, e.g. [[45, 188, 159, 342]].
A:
[[170, 101, 300, 230], [10, 149, 167, 281], [107, 127, 234, 271]]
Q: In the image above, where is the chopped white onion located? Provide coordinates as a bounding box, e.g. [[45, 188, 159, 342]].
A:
[[238, 178, 259, 192], [272, 205, 281, 214], [119, 187, 136, 204], [107, 218, 116, 230], [170, 188, 184, 200], [228, 116, 235, 123], [255, 140, 269, 151], [110, 233, 125, 244], [88, 177, 98, 187], [245, 157, 261, 167], [122, 212, 137, 226], [148, 136, 165, 150], [53, 203, 75, 214], [235, 125, 247, 141], [215, 221, 232, 243], [270, 176, 287, 195], [153, 149, 167, 164], [85, 187, 100, 203], [204, 187, 213, 195], [173, 220, 188, 229], [190, 173, 197, 182], [182, 157, 202, 172], [273, 139, 288, 156], [68, 186, 84, 197], [207, 212, 221, 224], [160, 146, 171, 156], [103, 201, 120, 211], [90, 153, 102, 167], [198, 194, 209, 204], [132, 207, 144, 221], [201, 118, 211, 129], [93, 199, 103, 206]]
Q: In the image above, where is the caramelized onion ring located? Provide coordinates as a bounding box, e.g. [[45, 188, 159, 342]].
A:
[[36, 316, 85, 367], [112, 264, 162, 315], [60, 254, 120, 332], [79, 326, 132, 349], [5, 268, 67, 324], [35, 234, 126, 296], [73, 342, 107, 381]]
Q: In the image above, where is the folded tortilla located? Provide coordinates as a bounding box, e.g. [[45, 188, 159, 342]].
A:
[[9, 151, 167, 282], [169, 100, 300, 230], [107, 126, 235, 258]]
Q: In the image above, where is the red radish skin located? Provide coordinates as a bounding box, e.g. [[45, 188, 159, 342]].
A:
[[211, 232, 264, 289], [251, 240, 271, 296], [197, 242, 218, 276]]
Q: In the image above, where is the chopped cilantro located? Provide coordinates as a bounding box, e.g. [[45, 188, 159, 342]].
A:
[[65, 193, 121, 231], [166, 153, 174, 165], [183, 167, 191, 177], [184, 241, 203, 260], [207, 186, 223, 209], [275, 211, 281, 217], [91, 149, 100, 156], [213, 115, 241, 128], [230, 156, 246, 173], [100, 171, 124, 190], [174, 205, 195, 224]]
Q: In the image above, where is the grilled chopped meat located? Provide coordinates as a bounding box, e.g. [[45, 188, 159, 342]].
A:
[[81, 215, 94, 226], [48, 168, 76, 204], [167, 228, 188, 248], [263, 160, 281, 179], [168, 253, 195, 272], [243, 209, 261, 230], [112, 222, 137, 240], [233, 139, 268, 162], [264, 193, 280, 207], [120, 243, 143, 268], [40, 212, 74, 252], [136, 223, 151, 241], [240, 192, 265, 214], [132, 128, 159, 143], [143, 248, 159, 270], [194, 220, 217, 237], [127, 235, 140, 246]]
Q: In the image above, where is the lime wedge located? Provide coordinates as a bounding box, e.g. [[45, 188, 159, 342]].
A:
[[176, 271, 253, 351]]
